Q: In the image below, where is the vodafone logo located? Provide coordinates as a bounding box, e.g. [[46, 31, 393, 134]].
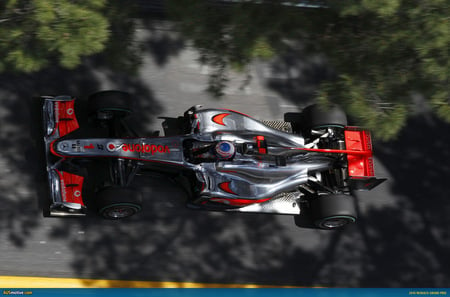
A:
[[106, 142, 171, 155], [122, 143, 170, 155], [66, 108, 74, 115]]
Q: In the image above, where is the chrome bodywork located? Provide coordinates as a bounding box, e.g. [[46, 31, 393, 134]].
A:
[[43, 97, 357, 217]]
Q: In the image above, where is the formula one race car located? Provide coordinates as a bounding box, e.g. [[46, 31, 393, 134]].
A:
[[43, 90, 385, 229]]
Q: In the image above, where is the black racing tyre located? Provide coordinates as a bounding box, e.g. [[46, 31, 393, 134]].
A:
[[88, 90, 134, 120], [96, 186, 143, 219], [302, 104, 347, 130], [310, 194, 357, 230]]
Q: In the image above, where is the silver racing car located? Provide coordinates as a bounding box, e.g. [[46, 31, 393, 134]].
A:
[[43, 90, 385, 229]]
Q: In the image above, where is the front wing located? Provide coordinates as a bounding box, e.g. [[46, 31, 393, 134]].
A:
[[43, 96, 87, 217]]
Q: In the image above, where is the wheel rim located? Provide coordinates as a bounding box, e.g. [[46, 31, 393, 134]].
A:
[[318, 216, 355, 229], [101, 203, 140, 219]]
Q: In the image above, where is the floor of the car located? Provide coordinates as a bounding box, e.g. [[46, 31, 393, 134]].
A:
[[230, 191, 302, 215]]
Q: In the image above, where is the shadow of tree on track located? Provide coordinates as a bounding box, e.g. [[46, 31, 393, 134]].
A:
[[0, 64, 101, 247], [355, 115, 450, 287], [44, 114, 450, 287], [0, 10, 187, 253], [139, 19, 186, 68], [265, 49, 333, 108], [0, 56, 161, 249], [50, 178, 325, 286]]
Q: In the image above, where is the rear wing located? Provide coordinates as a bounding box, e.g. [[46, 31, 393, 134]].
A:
[[296, 127, 386, 190], [344, 127, 386, 190], [43, 96, 86, 217], [345, 128, 374, 177]]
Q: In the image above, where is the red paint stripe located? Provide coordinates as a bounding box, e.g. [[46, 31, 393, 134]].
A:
[[49, 140, 65, 158], [218, 170, 239, 174], [210, 197, 271, 206], [291, 147, 372, 155], [221, 109, 252, 118]]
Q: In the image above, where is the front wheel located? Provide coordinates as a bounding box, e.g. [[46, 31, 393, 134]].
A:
[[96, 186, 143, 219], [88, 90, 134, 121], [310, 194, 357, 230]]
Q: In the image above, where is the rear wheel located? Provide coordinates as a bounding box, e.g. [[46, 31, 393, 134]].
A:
[[88, 90, 134, 120], [302, 104, 347, 130], [96, 186, 142, 219], [287, 104, 347, 136], [310, 194, 357, 230]]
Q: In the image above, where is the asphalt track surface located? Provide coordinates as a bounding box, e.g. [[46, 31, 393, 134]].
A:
[[0, 20, 449, 288]]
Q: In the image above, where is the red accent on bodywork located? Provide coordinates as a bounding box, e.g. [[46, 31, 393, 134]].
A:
[[50, 140, 65, 158], [210, 197, 271, 206], [218, 170, 239, 174], [293, 147, 371, 155], [286, 127, 375, 177], [56, 170, 84, 206], [344, 128, 375, 177], [55, 100, 79, 137], [194, 114, 200, 131], [212, 113, 230, 126], [256, 136, 267, 154], [218, 182, 237, 195], [222, 109, 252, 118]]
